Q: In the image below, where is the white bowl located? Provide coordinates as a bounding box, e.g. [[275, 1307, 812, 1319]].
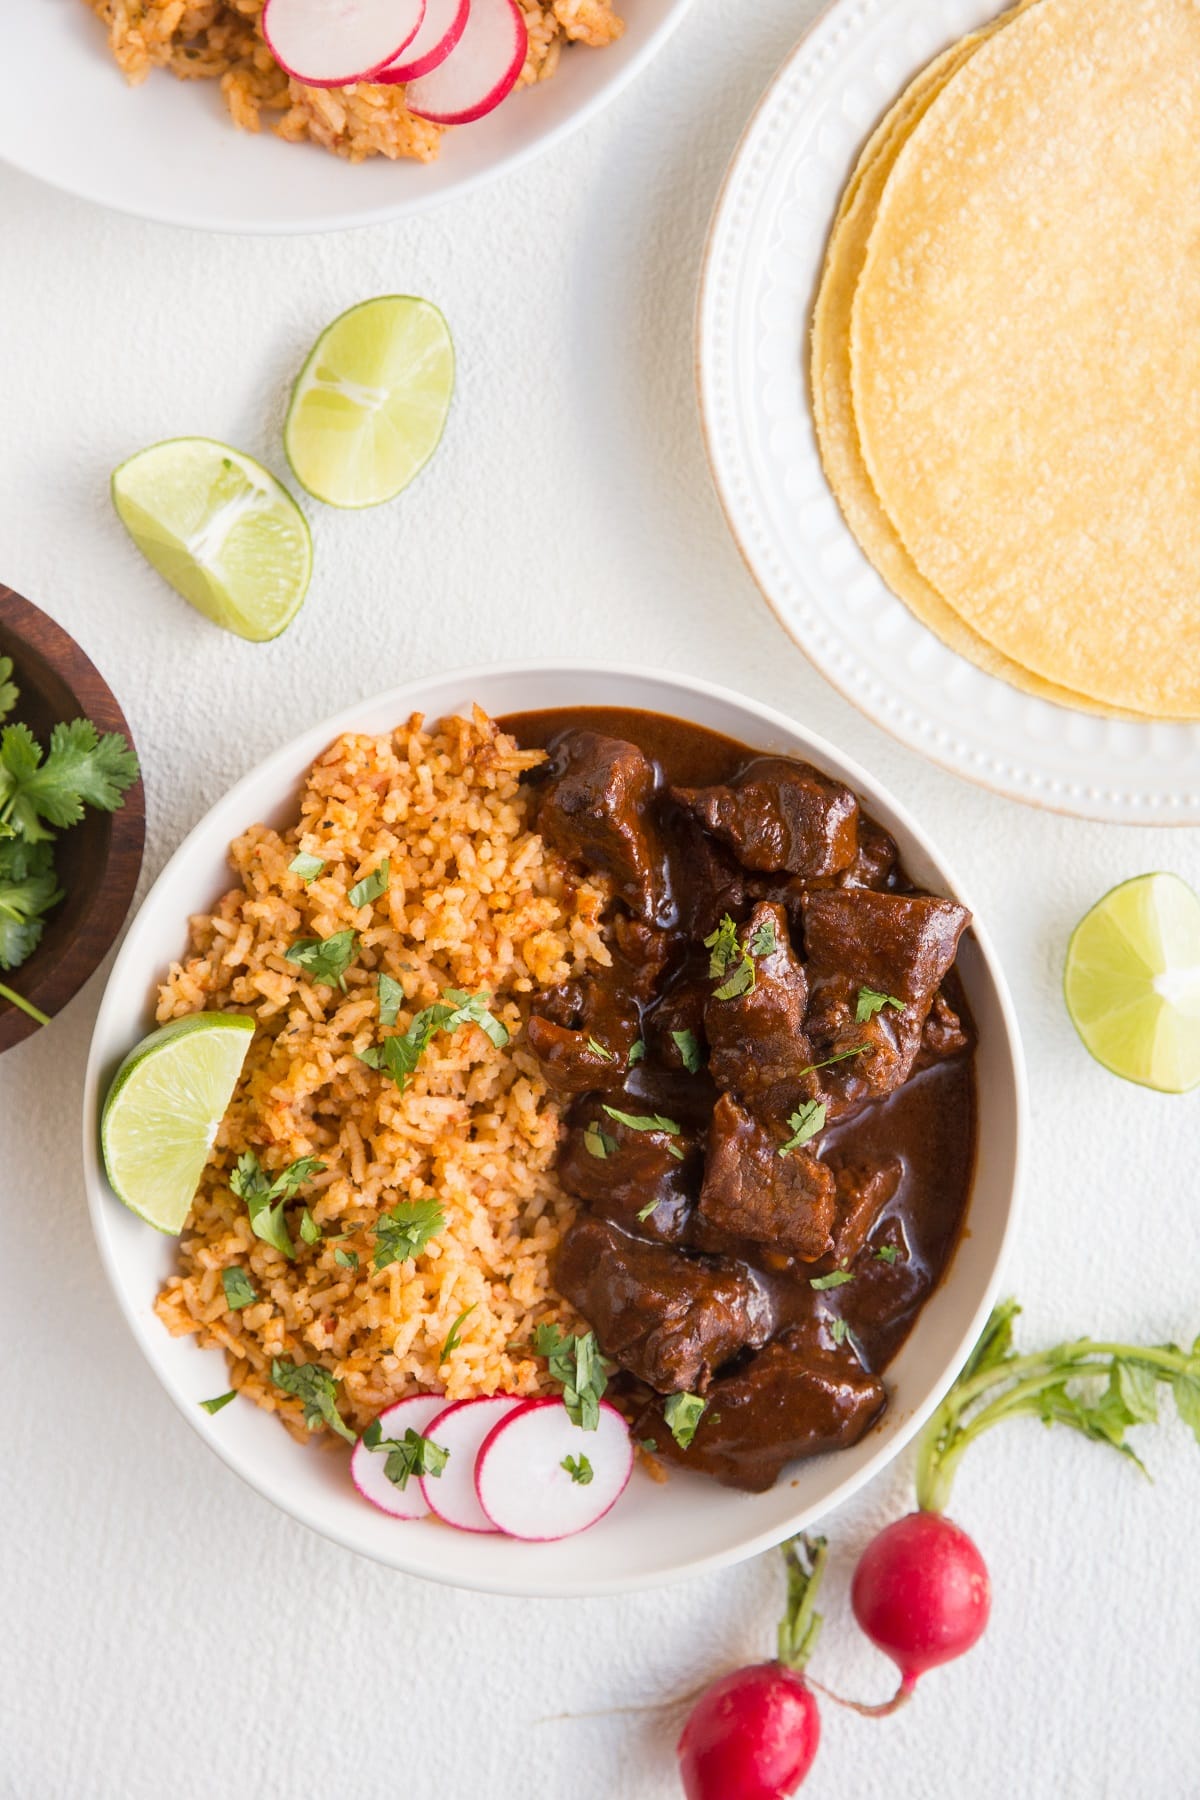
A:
[[82, 664, 1026, 1596], [0, 0, 695, 234]]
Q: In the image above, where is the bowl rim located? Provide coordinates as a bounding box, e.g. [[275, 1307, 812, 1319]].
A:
[[81, 660, 1026, 1594], [1, 0, 699, 236], [0, 586, 145, 1054]]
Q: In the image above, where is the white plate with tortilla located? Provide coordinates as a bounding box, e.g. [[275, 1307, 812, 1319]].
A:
[[697, 0, 1200, 824]]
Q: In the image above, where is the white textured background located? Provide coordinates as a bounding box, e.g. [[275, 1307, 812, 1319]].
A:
[[3, 4, 1199, 1796]]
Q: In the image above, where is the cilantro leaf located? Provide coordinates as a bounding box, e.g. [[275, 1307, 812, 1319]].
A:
[[636, 1198, 662, 1222], [362, 1418, 449, 1490], [534, 1324, 610, 1431], [704, 913, 742, 981], [671, 1028, 703, 1074], [628, 1038, 646, 1066], [747, 915, 778, 959], [794, 1044, 871, 1079], [199, 1391, 237, 1416], [298, 1208, 321, 1246], [810, 1270, 854, 1291], [586, 1036, 615, 1061], [0, 718, 138, 841], [704, 912, 775, 1001], [373, 1197, 446, 1272], [284, 930, 358, 990], [663, 1391, 707, 1450], [334, 1247, 358, 1271], [348, 859, 389, 910], [779, 1101, 827, 1155], [831, 1317, 849, 1346], [270, 1358, 356, 1444], [561, 1454, 593, 1486], [377, 972, 404, 1028], [874, 1244, 901, 1266], [0, 658, 17, 724], [0, 838, 62, 971], [602, 1105, 685, 1161], [221, 1266, 257, 1310], [583, 1120, 619, 1160], [230, 1151, 325, 1261], [439, 1304, 477, 1364], [289, 852, 325, 883], [856, 987, 906, 1023], [363, 988, 509, 1094]]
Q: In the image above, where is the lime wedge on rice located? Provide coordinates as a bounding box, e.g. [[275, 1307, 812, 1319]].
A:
[[283, 295, 455, 508], [101, 1013, 254, 1233], [111, 439, 312, 641], [1064, 873, 1200, 1094]]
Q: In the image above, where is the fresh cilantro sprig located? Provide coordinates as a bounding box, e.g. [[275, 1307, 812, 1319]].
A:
[[0, 839, 62, 972], [704, 911, 779, 1001], [856, 987, 906, 1023], [779, 1100, 827, 1155], [0, 659, 17, 724], [360, 987, 509, 1093], [270, 1358, 356, 1444], [373, 1198, 446, 1272], [230, 1151, 326, 1261], [916, 1298, 1200, 1513], [362, 1418, 449, 1489], [534, 1323, 611, 1431]]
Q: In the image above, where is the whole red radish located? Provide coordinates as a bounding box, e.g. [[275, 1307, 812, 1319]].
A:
[[677, 1537, 824, 1800], [850, 1511, 990, 1710]]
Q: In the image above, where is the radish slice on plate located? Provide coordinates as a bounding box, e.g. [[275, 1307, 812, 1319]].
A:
[[351, 1393, 448, 1520], [376, 0, 470, 83], [476, 1399, 634, 1540], [262, 0, 426, 87], [421, 1395, 526, 1532], [405, 0, 527, 125]]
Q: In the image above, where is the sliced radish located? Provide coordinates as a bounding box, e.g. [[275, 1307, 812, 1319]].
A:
[[262, 0, 426, 88], [351, 1393, 447, 1520], [375, 0, 470, 83], [420, 1395, 526, 1532], [405, 0, 527, 126], [476, 1399, 634, 1541]]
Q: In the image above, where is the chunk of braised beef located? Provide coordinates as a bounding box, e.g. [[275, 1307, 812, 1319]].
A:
[[555, 1216, 771, 1394], [644, 966, 710, 1074], [669, 814, 747, 938], [841, 820, 898, 892], [635, 1328, 886, 1492], [916, 990, 971, 1069], [672, 757, 859, 879], [704, 902, 811, 1095], [694, 1094, 836, 1264], [558, 1098, 699, 1244], [828, 1156, 903, 1266], [526, 974, 640, 1094], [801, 892, 970, 1115], [610, 913, 673, 999], [535, 729, 668, 921]]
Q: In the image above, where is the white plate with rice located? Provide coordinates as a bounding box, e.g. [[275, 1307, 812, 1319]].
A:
[[0, 1, 696, 234], [82, 663, 1025, 1596]]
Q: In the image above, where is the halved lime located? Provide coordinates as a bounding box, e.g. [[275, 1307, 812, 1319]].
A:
[[101, 1013, 255, 1233], [112, 439, 312, 641], [1064, 873, 1200, 1093], [284, 296, 455, 509]]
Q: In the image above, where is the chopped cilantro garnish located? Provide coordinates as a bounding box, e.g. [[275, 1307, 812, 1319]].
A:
[[221, 1266, 257, 1310], [874, 1244, 901, 1266], [811, 1270, 854, 1291], [199, 1390, 237, 1415], [856, 987, 906, 1023], [747, 915, 778, 959], [583, 1119, 619, 1160], [779, 1101, 827, 1155], [704, 913, 742, 981], [637, 1437, 658, 1454], [361, 988, 508, 1093], [348, 859, 389, 910], [362, 1418, 449, 1489], [636, 1198, 662, 1222], [373, 1197, 446, 1273], [284, 930, 358, 990], [794, 1044, 871, 1078], [298, 1207, 321, 1246], [561, 1454, 593, 1486], [671, 1028, 703, 1074], [534, 1323, 610, 1431], [270, 1358, 356, 1443], [377, 971, 404, 1027], [230, 1152, 325, 1261], [602, 1105, 685, 1161], [334, 1247, 358, 1271], [663, 1391, 707, 1450], [439, 1304, 477, 1364], [288, 852, 325, 883], [628, 1038, 646, 1066], [831, 1317, 849, 1346], [586, 1036, 615, 1061]]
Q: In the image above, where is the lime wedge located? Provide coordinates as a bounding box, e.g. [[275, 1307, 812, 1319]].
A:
[[101, 1013, 255, 1233], [1064, 873, 1200, 1093], [284, 296, 455, 508], [112, 439, 312, 641]]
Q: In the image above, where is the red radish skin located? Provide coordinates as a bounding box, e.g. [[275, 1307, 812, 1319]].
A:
[[350, 1393, 446, 1521], [850, 1512, 991, 1709], [677, 1664, 820, 1800], [474, 1397, 634, 1540], [420, 1394, 526, 1532], [262, 0, 425, 87], [376, 0, 469, 82], [405, 0, 527, 125]]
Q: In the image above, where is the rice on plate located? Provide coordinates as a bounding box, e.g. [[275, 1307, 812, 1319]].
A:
[[154, 707, 610, 1442], [83, 0, 624, 163]]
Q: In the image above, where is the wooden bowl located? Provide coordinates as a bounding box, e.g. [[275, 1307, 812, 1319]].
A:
[[0, 586, 145, 1053]]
